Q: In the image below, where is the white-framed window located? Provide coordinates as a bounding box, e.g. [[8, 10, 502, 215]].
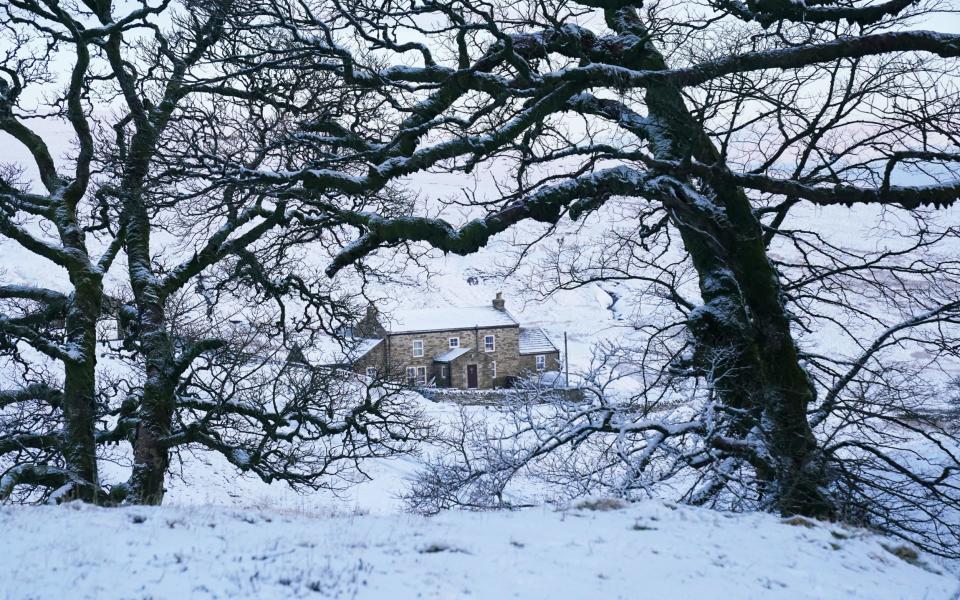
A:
[[484, 335, 495, 352], [536, 355, 546, 371], [365, 367, 377, 379], [412, 339, 424, 357], [448, 337, 460, 349], [406, 366, 417, 384], [416, 366, 427, 385], [440, 365, 447, 379], [491, 361, 497, 379]]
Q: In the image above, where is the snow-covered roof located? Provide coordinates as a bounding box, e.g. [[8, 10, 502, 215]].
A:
[[296, 336, 382, 366], [519, 328, 558, 355], [384, 306, 518, 334], [433, 347, 471, 363]]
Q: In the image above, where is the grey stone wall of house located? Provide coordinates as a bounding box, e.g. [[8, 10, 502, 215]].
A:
[[384, 326, 521, 389], [346, 294, 566, 390], [353, 327, 517, 386], [352, 341, 387, 375], [519, 351, 562, 375]]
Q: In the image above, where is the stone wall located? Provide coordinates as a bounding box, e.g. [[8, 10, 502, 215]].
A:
[[393, 326, 520, 388], [353, 337, 563, 389], [519, 351, 562, 376], [418, 386, 585, 405], [445, 349, 497, 389], [352, 342, 388, 376]]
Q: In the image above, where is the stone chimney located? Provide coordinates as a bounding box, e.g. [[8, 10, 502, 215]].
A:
[[492, 292, 506, 311], [357, 303, 385, 337]]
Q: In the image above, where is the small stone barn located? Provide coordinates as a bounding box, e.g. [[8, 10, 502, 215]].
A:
[[348, 294, 561, 389]]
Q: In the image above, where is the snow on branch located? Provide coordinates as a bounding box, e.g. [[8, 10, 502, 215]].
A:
[[0, 98, 63, 194], [0, 464, 72, 501], [0, 213, 78, 270], [649, 158, 960, 210], [0, 285, 68, 305], [714, 0, 919, 27], [324, 166, 650, 276], [0, 316, 76, 364], [0, 384, 63, 409], [546, 30, 960, 91]]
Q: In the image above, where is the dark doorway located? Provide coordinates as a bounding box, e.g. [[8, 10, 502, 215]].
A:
[[466, 364, 478, 389]]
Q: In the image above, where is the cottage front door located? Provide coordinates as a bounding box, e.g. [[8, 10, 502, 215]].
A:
[[466, 364, 478, 389]]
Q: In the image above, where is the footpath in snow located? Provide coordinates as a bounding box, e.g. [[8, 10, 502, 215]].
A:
[[2, 499, 957, 600]]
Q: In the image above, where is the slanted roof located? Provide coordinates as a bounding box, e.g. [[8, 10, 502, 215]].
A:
[[519, 327, 558, 355], [295, 336, 382, 366], [346, 337, 383, 361], [384, 306, 519, 334], [433, 347, 471, 363]]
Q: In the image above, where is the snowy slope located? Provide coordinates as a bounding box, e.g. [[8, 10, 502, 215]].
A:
[[160, 445, 422, 516], [2, 500, 956, 600]]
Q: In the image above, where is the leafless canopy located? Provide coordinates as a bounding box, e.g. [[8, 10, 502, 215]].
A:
[[219, 0, 960, 556], [1, 0, 958, 558], [0, 0, 426, 505]]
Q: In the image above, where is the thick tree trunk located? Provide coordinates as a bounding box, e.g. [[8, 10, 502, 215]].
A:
[[60, 274, 102, 503], [124, 202, 176, 505], [128, 377, 172, 505], [125, 320, 176, 504], [611, 8, 833, 517], [127, 342, 175, 504], [127, 318, 175, 504]]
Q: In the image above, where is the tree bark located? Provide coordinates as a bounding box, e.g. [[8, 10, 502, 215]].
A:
[[123, 182, 176, 505], [59, 271, 103, 503], [610, 8, 832, 517], [126, 302, 174, 505]]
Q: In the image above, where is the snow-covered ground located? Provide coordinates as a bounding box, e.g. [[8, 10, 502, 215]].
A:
[[161, 447, 421, 516], [3, 498, 956, 600]]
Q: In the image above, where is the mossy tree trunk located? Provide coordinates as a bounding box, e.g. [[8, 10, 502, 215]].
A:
[[610, 8, 832, 517]]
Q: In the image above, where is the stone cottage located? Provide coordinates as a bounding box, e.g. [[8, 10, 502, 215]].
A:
[[347, 294, 561, 389]]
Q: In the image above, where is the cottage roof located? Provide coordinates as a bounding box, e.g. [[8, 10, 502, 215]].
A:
[[384, 306, 519, 334], [519, 327, 558, 355], [433, 347, 471, 363], [296, 336, 382, 366]]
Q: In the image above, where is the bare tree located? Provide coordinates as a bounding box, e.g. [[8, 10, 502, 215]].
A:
[[0, 0, 425, 504], [3, 0, 958, 557], [226, 0, 960, 555], [0, 4, 125, 501]]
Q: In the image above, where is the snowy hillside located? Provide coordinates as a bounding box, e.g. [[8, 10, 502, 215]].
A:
[[3, 499, 956, 600]]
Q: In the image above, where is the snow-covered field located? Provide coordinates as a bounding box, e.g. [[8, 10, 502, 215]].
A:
[[3, 498, 956, 600]]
